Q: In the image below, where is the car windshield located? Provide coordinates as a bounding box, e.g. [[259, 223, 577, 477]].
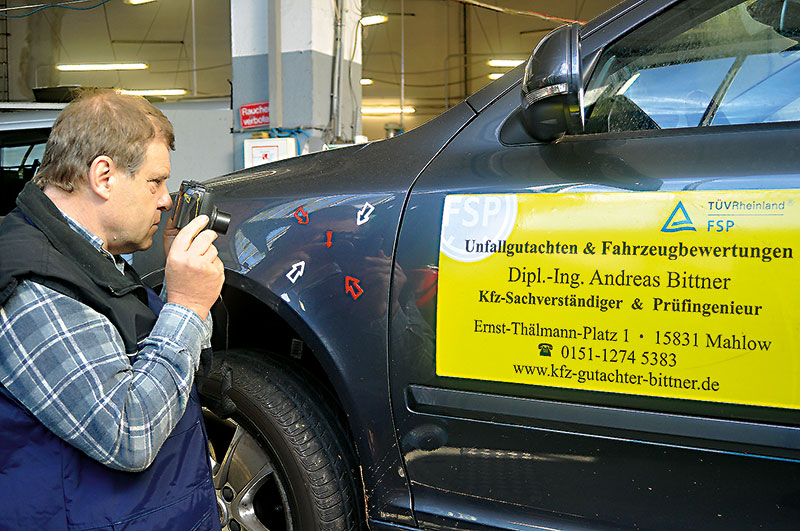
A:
[[584, 0, 800, 131]]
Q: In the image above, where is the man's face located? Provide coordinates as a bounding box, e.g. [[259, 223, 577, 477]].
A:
[[106, 140, 173, 254]]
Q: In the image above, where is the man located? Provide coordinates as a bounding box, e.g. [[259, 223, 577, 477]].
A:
[[0, 90, 224, 529]]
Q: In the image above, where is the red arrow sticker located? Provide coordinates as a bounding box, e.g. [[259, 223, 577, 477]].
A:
[[345, 276, 363, 300], [294, 206, 309, 224], [325, 230, 333, 248]]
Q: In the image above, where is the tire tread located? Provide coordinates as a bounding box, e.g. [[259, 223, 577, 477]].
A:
[[201, 350, 362, 530]]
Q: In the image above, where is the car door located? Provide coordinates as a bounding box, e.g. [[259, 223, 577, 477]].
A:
[[390, 0, 800, 529]]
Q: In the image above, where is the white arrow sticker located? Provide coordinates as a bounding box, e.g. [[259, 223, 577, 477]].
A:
[[286, 261, 305, 283], [357, 202, 374, 226]]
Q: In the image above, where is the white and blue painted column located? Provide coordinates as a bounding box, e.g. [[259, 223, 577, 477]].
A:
[[231, 0, 362, 170]]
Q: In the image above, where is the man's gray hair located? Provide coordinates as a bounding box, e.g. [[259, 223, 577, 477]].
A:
[[33, 89, 175, 192]]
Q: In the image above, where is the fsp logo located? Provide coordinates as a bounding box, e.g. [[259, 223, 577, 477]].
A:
[[440, 195, 518, 262]]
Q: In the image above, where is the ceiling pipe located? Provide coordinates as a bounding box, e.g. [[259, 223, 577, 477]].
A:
[[191, 0, 197, 96], [400, 0, 405, 131], [335, 0, 344, 139], [268, 0, 282, 128], [443, 53, 494, 108]]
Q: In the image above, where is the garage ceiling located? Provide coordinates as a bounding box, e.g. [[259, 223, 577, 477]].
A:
[[3, 0, 621, 139], [362, 1, 615, 110]]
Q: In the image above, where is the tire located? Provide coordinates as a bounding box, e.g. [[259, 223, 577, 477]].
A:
[[198, 349, 363, 531]]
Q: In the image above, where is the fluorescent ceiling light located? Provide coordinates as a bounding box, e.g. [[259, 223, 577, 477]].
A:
[[361, 106, 415, 115], [124, 0, 157, 5], [57, 63, 148, 71], [360, 78, 374, 86], [488, 73, 504, 80], [118, 89, 187, 97], [361, 14, 388, 26], [487, 59, 524, 68]]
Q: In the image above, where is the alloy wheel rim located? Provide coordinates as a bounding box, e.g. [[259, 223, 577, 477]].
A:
[[204, 409, 293, 531]]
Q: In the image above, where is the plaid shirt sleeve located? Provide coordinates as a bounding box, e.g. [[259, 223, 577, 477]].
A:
[[0, 279, 212, 472]]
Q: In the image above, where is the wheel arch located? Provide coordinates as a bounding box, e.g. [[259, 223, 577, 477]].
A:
[[141, 266, 364, 474], [214, 271, 358, 442], [142, 261, 414, 525]]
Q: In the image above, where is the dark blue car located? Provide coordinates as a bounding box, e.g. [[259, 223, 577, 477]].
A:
[[134, 0, 800, 528]]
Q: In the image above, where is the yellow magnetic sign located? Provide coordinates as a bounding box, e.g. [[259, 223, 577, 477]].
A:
[[436, 191, 800, 410]]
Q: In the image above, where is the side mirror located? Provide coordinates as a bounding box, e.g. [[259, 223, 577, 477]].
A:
[[520, 23, 584, 142]]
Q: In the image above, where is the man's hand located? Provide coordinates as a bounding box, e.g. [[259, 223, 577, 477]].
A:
[[164, 215, 225, 320], [162, 209, 180, 259]]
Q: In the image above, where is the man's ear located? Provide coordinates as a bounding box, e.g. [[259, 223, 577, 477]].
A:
[[87, 155, 116, 200]]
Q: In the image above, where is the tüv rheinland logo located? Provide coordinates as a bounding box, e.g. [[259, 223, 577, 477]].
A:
[[661, 201, 697, 233]]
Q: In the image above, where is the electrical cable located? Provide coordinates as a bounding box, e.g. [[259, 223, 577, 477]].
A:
[[101, 3, 121, 86], [0, 0, 111, 18], [268, 127, 298, 152], [267, 127, 311, 156], [474, 4, 495, 55], [149, 63, 231, 75], [366, 71, 503, 88], [448, 0, 586, 24], [348, 3, 363, 140], [136, 0, 162, 56], [177, 0, 192, 90], [39, 7, 74, 65], [362, 57, 503, 76], [324, 0, 342, 144]]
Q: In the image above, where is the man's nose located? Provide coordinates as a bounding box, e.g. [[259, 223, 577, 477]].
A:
[[158, 187, 173, 212]]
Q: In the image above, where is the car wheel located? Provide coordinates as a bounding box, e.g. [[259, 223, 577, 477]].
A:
[[198, 349, 363, 531]]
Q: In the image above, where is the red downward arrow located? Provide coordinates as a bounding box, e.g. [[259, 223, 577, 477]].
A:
[[345, 276, 363, 300], [293, 206, 309, 224], [325, 231, 333, 248]]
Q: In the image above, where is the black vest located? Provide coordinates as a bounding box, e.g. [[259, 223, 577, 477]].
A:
[[0, 183, 219, 530], [0, 183, 158, 353]]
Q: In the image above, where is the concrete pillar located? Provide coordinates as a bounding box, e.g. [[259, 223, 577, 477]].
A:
[[230, 0, 362, 170]]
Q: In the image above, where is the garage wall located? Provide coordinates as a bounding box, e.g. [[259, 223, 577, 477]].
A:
[[157, 99, 234, 189]]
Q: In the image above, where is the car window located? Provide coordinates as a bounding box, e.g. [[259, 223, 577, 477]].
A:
[[1, 140, 46, 216], [584, 0, 800, 133], [1, 142, 45, 169], [2, 145, 32, 169], [28, 143, 45, 166]]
